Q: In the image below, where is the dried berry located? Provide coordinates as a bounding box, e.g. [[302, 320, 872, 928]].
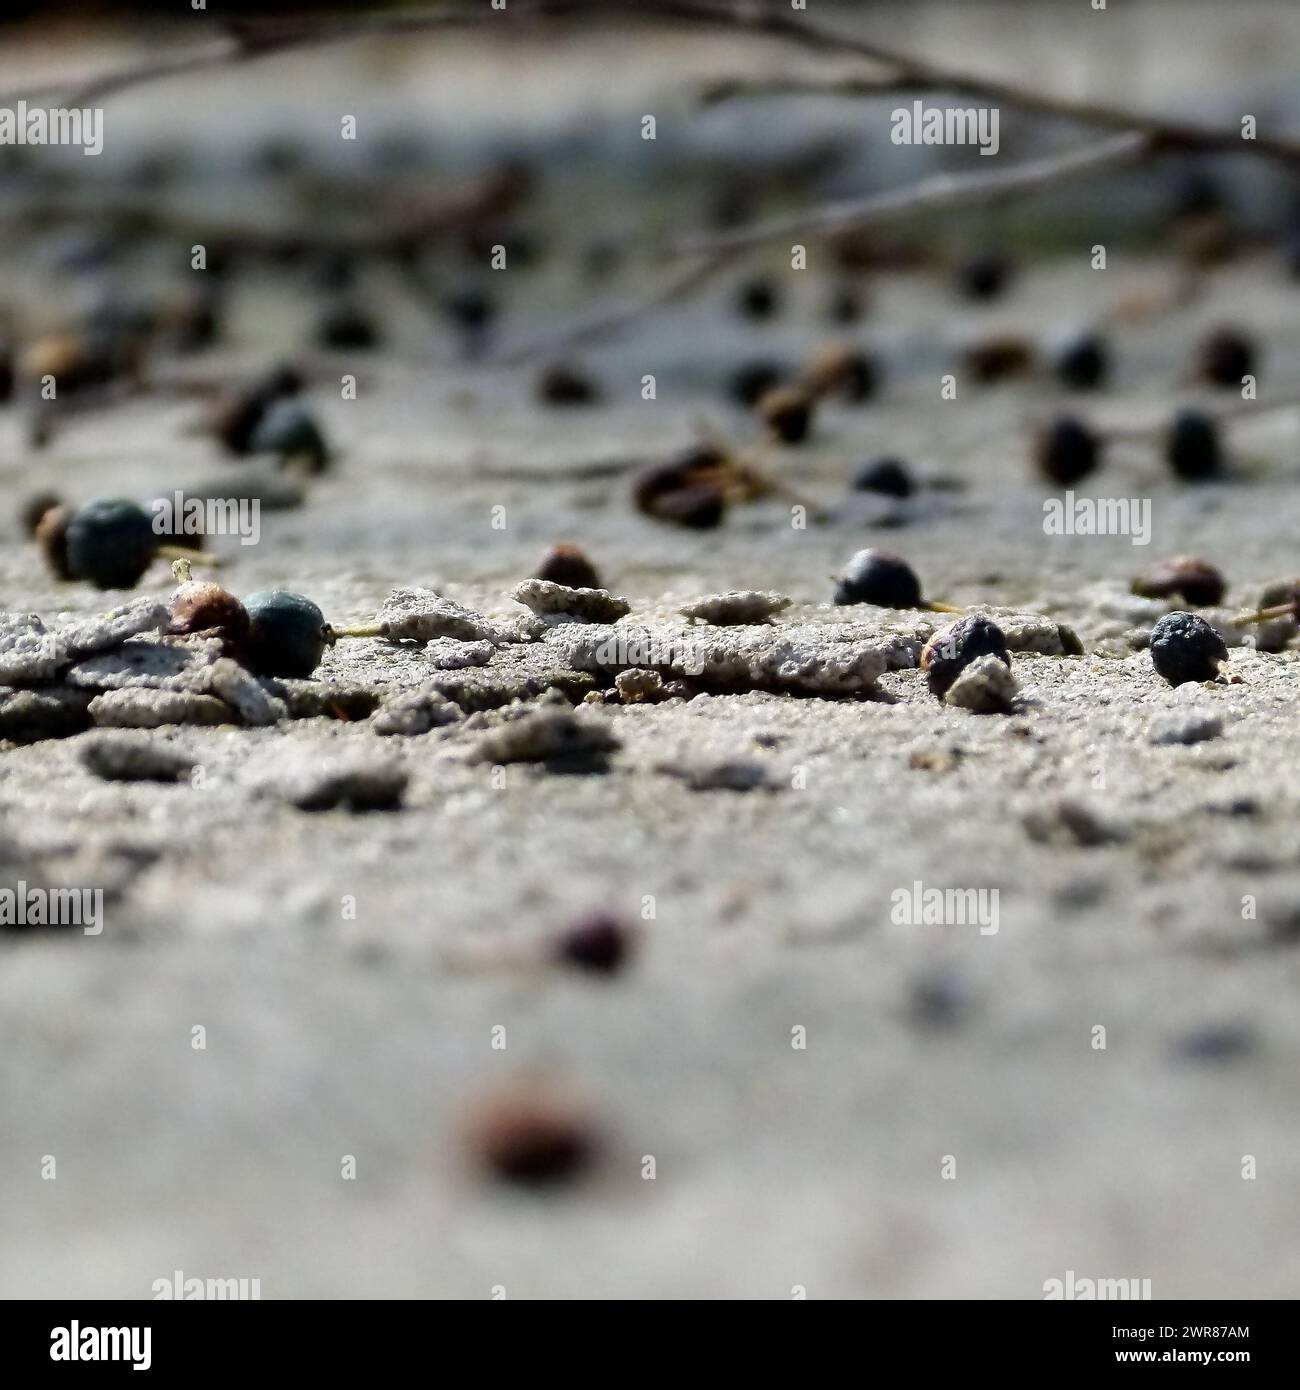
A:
[[249, 399, 330, 473], [964, 334, 1034, 383], [1166, 409, 1222, 481], [1196, 327, 1255, 387], [537, 362, 599, 406], [1149, 610, 1229, 687], [1034, 416, 1099, 485], [1131, 556, 1225, 607], [35, 504, 73, 580], [852, 457, 914, 499], [803, 343, 876, 403], [729, 359, 785, 408], [553, 913, 633, 974], [1054, 332, 1109, 390], [834, 549, 923, 608], [535, 543, 601, 591], [465, 1090, 595, 1185], [18, 490, 63, 538], [241, 590, 329, 678], [169, 580, 250, 647], [922, 615, 1010, 699], [757, 384, 814, 444], [65, 499, 158, 590], [736, 277, 779, 320], [955, 253, 1011, 302]]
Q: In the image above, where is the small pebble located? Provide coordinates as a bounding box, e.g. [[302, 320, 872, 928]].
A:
[[205, 657, 288, 726], [1149, 611, 1229, 686], [88, 688, 234, 728], [943, 652, 1018, 713], [1149, 713, 1223, 746], [280, 756, 408, 812], [469, 707, 620, 765], [371, 686, 464, 736]]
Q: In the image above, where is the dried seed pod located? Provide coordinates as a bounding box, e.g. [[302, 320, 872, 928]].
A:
[[921, 615, 1010, 699], [1166, 409, 1222, 481], [1034, 416, 1099, 485], [464, 1089, 596, 1185], [757, 384, 814, 444], [834, 549, 923, 608], [1149, 610, 1228, 686], [1131, 556, 1226, 607], [535, 543, 602, 591], [802, 343, 876, 402], [1195, 326, 1255, 387]]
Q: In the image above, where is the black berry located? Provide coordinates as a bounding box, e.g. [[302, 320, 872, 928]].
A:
[[736, 277, 779, 320], [537, 362, 599, 406], [65, 499, 158, 590], [316, 298, 379, 351], [1034, 416, 1099, 485], [1054, 333, 1109, 390], [955, 253, 1011, 302], [1166, 410, 1223, 481], [834, 549, 923, 608], [1196, 327, 1254, 388], [729, 359, 785, 408], [242, 590, 329, 678], [554, 914, 632, 974], [250, 399, 330, 473], [852, 457, 914, 499], [921, 615, 1011, 699], [757, 385, 814, 444], [1149, 610, 1228, 687]]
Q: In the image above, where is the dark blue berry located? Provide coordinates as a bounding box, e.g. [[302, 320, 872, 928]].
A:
[[1149, 611, 1227, 687], [1054, 333, 1109, 390], [250, 399, 329, 472], [834, 549, 923, 608], [1035, 416, 1099, 485], [852, 457, 914, 498], [921, 614, 1010, 699], [66, 499, 157, 589], [242, 590, 329, 678], [1166, 410, 1222, 480]]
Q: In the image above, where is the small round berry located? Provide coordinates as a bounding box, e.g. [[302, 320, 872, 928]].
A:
[[250, 399, 329, 473], [834, 549, 923, 608], [211, 364, 303, 455], [757, 384, 814, 444], [1034, 416, 1099, 485], [736, 277, 779, 320], [18, 490, 63, 538], [1149, 610, 1228, 687], [241, 590, 329, 678], [65, 499, 157, 590], [35, 504, 73, 580], [1054, 332, 1109, 390], [1131, 556, 1225, 608], [464, 1090, 596, 1186], [316, 298, 379, 350], [852, 457, 914, 499], [537, 362, 599, 406], [955, 252, 1011, 301], [553, 913, 633, 974], [729, 359, 785, 408], [803, 343, 876, 402], [1166, 409, 1222, 481], [535, 543, 601, 591], [1195, 326, 1255, 388], [964, 334, 1034, 383], [921, 615, 1011, 700], [169, 581, 250, 646], [650, 482, 727, 530]]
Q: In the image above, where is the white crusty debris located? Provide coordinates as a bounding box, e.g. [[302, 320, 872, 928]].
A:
[[678, 591, 792, 625], [511, 579, 631, 624]]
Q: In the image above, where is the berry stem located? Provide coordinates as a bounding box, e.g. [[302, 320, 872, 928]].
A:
[[157, 544, 219, 567], [1235, 602, 1297, 625], [926, 601, 965, 615], [327, 622, 385, 641]]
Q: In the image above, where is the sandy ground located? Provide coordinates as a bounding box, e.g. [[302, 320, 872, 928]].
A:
[[4, 3, 1300, 1300]]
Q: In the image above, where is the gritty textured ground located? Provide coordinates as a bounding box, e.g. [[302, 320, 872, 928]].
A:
[[5, 3, 1300, 1300]]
